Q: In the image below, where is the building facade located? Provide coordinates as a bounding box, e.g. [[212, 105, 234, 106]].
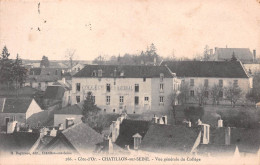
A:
[[71, 65, 180, 114], [163, 61, 253, 104]]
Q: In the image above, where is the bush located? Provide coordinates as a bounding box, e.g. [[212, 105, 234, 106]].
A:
[[184, 106, 204, 124]]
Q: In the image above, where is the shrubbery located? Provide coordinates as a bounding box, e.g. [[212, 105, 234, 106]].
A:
[[183, 106, 204, 124]]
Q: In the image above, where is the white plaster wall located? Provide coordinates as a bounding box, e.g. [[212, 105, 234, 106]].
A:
[[26, 99, 43, 119]]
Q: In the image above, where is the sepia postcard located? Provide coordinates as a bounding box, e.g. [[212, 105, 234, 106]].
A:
[[0, 0, 260, 164]]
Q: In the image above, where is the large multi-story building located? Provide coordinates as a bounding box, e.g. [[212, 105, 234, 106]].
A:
[[162, 61, 253, 104], [71, 65, 180, 114]]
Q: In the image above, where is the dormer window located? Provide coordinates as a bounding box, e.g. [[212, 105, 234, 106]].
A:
[[98, 69, 102, 77], [160, 73, 164, 82], [133, 133, 142, 150]]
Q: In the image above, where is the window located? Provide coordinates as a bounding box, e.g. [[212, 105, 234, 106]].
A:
[[106, 96, 110, 105], [30, 82, 32, 87], [190, 90, 194, 97], [160, 83, 164, 92], [92, 71, 97, 77], [76, 96, 80, 103], [190, 79, 194, 86], [38, 83, 41, 87], [106, 84, 111, 92], [135, 96, 139, 105], [55, 69, 58, 75], [204, 91, 209, 98], [135, 84, 139, 92], [98, 69, 102, 77], [76, 83, 80, 92], [144, 97, 149, 101], [159, 96, 164, 105], [113, 109, 115, 113], [233, 80, 238, 87], [204, 79, 208, 87], [219, 80, 223, 87], [119, 96, 124, 104], [143, 78, 146, 82], [104, 109, 106, 112], [160, 73, 164, 82], [219, 91, 223, 98]]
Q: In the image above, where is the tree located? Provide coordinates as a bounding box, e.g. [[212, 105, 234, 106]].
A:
[[210, 84, 222, 105], [12, 54, 28, 90], [203, 45, 210, 61], [40, 55, 50, 68], [169, 91, 179, 124], [0, 46, 14, 88], [93, 55, 106, 65], [65, 49, 76, 69], [82, 92, 102, 132], [184, 106, 204, 125], [224, 84, 243, 107], [246, 72, 260, 104], [177, 81, 190, 104], [195, 85, 209, 106]]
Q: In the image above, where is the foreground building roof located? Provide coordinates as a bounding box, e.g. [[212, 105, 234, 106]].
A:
[[140, 124, 200, 154], [73, 65, 174, 78], [162, 61, 249, 78], [0, 98, 33, 113]]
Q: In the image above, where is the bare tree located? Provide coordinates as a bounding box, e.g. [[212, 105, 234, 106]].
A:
[[177, 81, 190, 104], [169, 90, 179, 124], [65, 49, 76, 69], [195, 85, 209, 106], [210, 84, 223, 105], [224, 83, 243, 107]]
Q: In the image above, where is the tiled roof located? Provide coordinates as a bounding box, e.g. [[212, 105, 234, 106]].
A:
[[0, 132, 40, 152], [54, 104, 82, 115], [1, 98, 33, 113], [162, 61, 248, 78], [210, 127, 260, 154], [43, 86, 65, 100], [27, 75, 60, 82], [215, 48, 254, 61], [115, 119, 150, 149], [60, 122, 104, 153], [140, 124, 200, 154], [73, 65, 173, 78]]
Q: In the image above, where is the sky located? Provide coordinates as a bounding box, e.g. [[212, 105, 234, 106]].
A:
[[0, 0, 260, 61]]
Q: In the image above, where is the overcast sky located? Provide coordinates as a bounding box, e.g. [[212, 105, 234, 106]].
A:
[[0, 0, 260, 61]]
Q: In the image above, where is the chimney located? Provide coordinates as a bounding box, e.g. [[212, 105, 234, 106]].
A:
[[225, 127, 231, 145], [198, 119, 202, 125], [103, 135, 113, 154], [162, 115, 167, 125], [58, 123, 64, 130], [188, 121, 191, 127], [218, 118, 223, 127], [152, 115, 158, 124], [50, 128, 57, 137], [201, 124, 210, 144], [159, 117, 164, 124], [253, 49, 256, 62]]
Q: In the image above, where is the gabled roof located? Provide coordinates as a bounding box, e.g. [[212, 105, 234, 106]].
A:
[[140, 124, 200, 154], [162, 61, 248, 78], [73, 65, 173, 78], [1, 98, 33, 113], [54, 104, 82, 115], [46, 122, 103, 153], [215, 48, 254, 62], [43, 86, 65, 100], [0, 132, 40, 152], [115, 119, 150, 149]]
